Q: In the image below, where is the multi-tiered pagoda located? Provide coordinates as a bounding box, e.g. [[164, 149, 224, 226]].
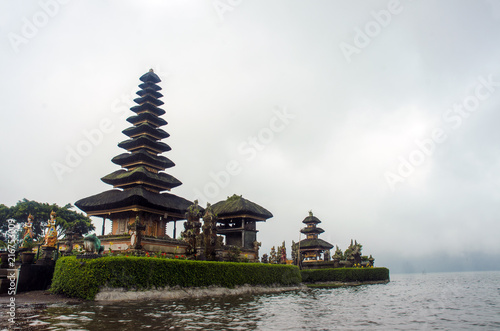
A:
[[298, 211, 333, 262], [75, 70, 192, 251]]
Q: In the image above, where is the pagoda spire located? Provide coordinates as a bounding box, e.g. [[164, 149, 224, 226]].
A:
[[75, 70, 193, 221], [104, 70, 181, 193]]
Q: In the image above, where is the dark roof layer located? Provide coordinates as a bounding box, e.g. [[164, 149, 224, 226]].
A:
[[134, 96, 164, 107], [136, 89, 163, 99], [298, 238, 333, 250], [212, 194, 273, 221], [75, 187, 192, 216], [118, 136, 171, 153], [130, 103, 166, 117], [139, 82, 161, 91], [112, 151, 175, 170], [300, 226, 325, 235], [139, 70, 161, 83], [127, 113, 167, 127], [122, 123, 169, 139], [101, 166, 182, 190], [302, 214, 322, 224]]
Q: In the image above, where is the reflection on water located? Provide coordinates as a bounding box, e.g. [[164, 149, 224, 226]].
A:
[[2, 271, 500, 330]]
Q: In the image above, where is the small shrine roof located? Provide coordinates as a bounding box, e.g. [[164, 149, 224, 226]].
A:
[[302, 212, 322, 224], [212, 194, 273, 221], [298, 238, 333, 250], [300, 226, 325, 234]]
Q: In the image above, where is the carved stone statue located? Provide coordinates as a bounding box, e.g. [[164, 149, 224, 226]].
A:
[[64, 230, 79, 256], [344, 239, 362, 265], [21, 214, 34, 249], [333, 245, 343, 259], [202, 203, 219, 261], [280, 241, 287, 264], [216, 235, 224, 248], [128, 215, 146, 249], [43, 211, 58, 247], [261, 253, 269, 263], [83, 233, 104, 254], [291, 240, 299, 265], [368, 255, 375, 267], [253, 241, 261, 257], [270, 246, 277, 264], [182, 200, 202, 256], [324, 249, 330, 262]]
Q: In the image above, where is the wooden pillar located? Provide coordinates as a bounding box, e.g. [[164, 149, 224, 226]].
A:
[[102, 217, 106, 236], [173, 220, 177, 239]]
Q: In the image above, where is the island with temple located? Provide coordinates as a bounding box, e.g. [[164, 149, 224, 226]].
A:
[[293, 211, 375, 269], [0, 70, 389, 299]]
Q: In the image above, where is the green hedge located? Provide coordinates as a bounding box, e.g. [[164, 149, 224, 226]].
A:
[[301, 267, 389, 283], [50, 256, 301, 300]]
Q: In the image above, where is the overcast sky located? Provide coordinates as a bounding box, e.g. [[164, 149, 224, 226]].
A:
[[1, 0, 500, 273]]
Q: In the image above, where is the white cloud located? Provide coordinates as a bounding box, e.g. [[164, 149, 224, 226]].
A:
[[1, 0, 500, 272]]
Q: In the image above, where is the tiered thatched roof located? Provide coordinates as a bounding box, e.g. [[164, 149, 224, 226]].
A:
[[75, 70, 192, 218], [299, 238, 333, 250], [298, 212, 333, 250], [212, 194, 273, 221]]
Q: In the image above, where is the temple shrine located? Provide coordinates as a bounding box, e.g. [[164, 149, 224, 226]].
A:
[[297, 211, 333, 262], [212, 194, 272, 260], [75, 70, 192, 253], [291, 211, 376, 269]]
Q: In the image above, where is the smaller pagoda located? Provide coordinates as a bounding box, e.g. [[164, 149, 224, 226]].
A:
[[298, 211, 333, 262]]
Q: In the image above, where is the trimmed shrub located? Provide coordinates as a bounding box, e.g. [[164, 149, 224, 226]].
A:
[[301, 267, 389, 283], [50, 256, 301, 300]]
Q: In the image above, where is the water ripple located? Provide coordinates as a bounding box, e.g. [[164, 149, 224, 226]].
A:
[[2, 271, 500, 330]]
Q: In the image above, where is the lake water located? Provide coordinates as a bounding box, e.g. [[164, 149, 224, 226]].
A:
[[2, 271, 500, 330]]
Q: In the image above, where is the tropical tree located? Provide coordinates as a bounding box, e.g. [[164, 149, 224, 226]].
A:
[[0, 199, 95, 243], [0, 203, 16, 244]]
